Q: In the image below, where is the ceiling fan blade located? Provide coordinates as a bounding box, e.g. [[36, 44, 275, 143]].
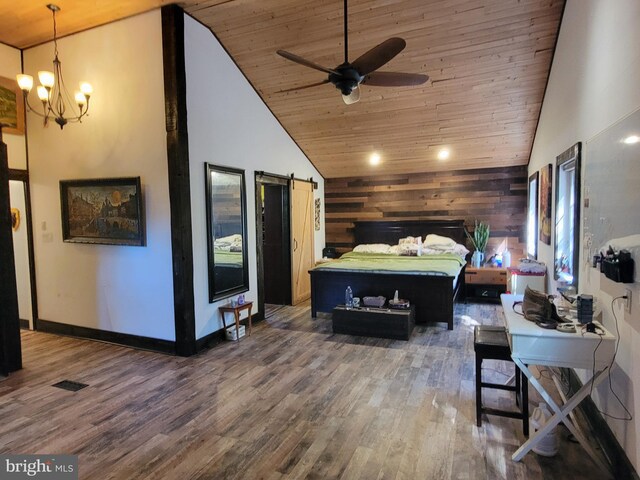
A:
[[351, 37, 406, 76], [362, 71, 429, 87], [276, 50, 340, 76], [342, 86, 360, 105], [278, 79, 330, 93]]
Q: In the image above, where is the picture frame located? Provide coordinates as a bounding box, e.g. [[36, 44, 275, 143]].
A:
[[539, 163, 552, 245], [0, 76, 25, 135], [315, 198, 321, 231], [527, 171, 539, 258], [60, 177, 145, 246]]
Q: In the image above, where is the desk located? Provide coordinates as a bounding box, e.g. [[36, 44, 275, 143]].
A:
[[501, 294, 615, 473], [219, 301, 253, 342]]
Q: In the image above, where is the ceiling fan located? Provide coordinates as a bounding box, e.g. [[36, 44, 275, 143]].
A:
[[276, 0, 428, 104]]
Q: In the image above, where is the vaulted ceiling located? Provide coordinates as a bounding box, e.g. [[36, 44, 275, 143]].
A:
[[1, 0, 564, 178]]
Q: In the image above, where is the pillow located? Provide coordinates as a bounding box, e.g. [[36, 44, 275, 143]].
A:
[[398, 244, 419, 256], [422, 243, 470, 257], [424, 234, 456, 248], [399, 236, 422, 245], [388, 245, 401, 255], [352, 243, 391, 254]]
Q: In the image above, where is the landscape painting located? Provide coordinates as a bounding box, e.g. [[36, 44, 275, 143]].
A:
[[0, 76, 25, 135], [60, 177, 145, 246]]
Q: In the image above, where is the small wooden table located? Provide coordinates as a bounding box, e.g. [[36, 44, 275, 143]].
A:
[[465, 266, 507, 303], [219, 301, 253, 341]]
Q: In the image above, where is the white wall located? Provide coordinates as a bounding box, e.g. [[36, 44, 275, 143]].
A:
[[24, 11, 176, 341], [528, 0, 640, 469], [0, 43, 27, 169], [184, 15, 325, 339]]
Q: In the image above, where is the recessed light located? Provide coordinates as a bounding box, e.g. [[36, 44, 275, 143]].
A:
[[437, 148, 450, 161], [623, 135, 639, 144], [369, 152, 381, 165]]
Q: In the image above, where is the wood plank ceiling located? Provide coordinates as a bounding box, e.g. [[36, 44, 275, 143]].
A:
[[2, 0, 565, 179]]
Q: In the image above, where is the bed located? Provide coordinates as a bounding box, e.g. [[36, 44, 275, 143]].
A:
[[310, 219, 467, 330]]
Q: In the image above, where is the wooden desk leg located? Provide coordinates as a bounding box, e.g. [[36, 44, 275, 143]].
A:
[[512, 358, 610, 475], [248, 305, 252, 336], [234, 310, 240, 343]]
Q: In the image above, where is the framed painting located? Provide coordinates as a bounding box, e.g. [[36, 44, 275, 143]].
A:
[[539, 164, 552, 245], [527, 171, 539, 258], [60, 177, 145, 246], [0, 76, 25, 135]]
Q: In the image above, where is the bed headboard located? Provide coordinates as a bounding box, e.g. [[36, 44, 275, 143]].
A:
[[353, 220, 466, 246]]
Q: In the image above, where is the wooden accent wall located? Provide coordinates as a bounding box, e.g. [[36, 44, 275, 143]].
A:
[[325, 165, 527, 258]]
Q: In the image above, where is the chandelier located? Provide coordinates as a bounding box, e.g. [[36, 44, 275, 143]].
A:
[[16, 4, 93, 130]]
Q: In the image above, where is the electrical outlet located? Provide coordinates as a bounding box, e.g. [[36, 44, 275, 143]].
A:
[[625, 289, 632, 314]]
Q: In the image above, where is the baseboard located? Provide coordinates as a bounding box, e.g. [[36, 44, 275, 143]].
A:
[[19, 319, 29, 329], [195, 311, 264, 352], [565, 368, 639, 479], [37, 319, 176, 355], [195, 329, 225, 351]]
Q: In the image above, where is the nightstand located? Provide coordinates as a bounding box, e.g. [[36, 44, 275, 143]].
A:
[[465, 266, 507, 302]]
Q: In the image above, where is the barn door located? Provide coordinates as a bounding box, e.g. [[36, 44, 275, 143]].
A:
[[290, 179, 314, 305]]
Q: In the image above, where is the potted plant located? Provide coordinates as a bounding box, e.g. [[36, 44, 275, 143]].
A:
[[466, 220, 490, 267]]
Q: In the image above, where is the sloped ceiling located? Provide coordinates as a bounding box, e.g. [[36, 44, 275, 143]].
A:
[[2, 0, 565, 178]]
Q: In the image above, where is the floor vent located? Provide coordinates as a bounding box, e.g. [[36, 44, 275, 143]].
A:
[[52, 380, 88, 392]]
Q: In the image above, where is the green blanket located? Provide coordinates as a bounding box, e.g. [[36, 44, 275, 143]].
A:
[[313, 252, 466, 276], [214, 249, 243, 266]]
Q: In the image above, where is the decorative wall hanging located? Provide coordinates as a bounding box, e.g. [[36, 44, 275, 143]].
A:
[[0, 76, 25, 135], [539, 164, 552, 245], [11, 208, 20, 231], [315, 198, 321, 231], [60, 177, 144, 246]]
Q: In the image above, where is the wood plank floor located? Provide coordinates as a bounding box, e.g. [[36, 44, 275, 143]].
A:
[[0, 302, 607, 479]]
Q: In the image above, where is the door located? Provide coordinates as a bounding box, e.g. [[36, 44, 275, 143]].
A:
[[10, 180, 33, 329], [263, 184, 291, 305], [290, 179, 314, 305]]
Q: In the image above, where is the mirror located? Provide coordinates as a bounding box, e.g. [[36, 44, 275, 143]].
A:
[[554, 143, 581, 286], [527, 171, 539, 259], [205, 164, 249, 302]]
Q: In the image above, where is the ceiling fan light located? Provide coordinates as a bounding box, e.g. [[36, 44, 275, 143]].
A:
[[342, 86, 360, 105]]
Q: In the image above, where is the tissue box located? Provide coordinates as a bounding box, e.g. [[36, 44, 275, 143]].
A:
[[225, 325, 246, 341]]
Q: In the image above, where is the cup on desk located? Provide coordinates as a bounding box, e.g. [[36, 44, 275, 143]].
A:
[[230, 299, 237, 307], [352, 297, 360, 307]]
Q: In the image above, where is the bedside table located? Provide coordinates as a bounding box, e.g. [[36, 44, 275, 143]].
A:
[[465, 266, 507, 302]]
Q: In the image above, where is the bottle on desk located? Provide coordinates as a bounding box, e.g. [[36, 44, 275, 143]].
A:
[[345, 286, 353, 308]]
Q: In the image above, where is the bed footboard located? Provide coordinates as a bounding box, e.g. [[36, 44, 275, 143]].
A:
[[310, 269, 455, 330]]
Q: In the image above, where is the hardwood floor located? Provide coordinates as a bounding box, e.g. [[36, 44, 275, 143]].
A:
[[0, 302, 607, 479]]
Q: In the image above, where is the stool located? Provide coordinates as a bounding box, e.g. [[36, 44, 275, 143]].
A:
[[474, 325, 529, 436]]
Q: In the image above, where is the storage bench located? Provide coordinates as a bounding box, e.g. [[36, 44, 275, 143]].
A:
[[332, 305, 415, 340]]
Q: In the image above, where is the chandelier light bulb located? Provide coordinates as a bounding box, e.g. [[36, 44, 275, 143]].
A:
[[79, 82, 93, 97], [75, 91, 87, 106], [16, 74, 33, 92], [38, 70, 55, 88], [37, 85, 50, 102]]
